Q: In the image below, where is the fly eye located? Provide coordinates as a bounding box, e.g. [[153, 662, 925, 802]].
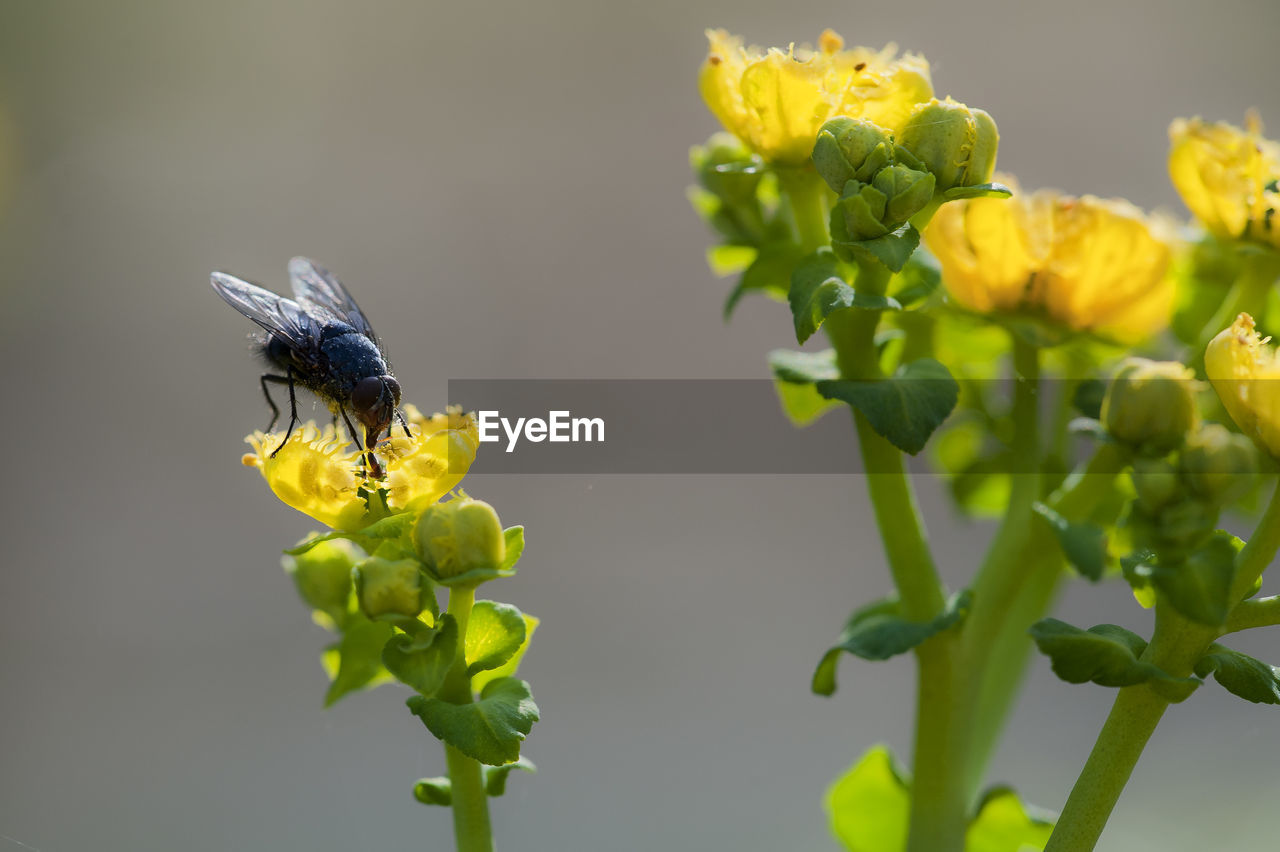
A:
[[384, 377, 402, 405], [350, 377, 382, 413]]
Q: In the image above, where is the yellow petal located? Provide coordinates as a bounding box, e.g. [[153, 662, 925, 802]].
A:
[[1206, 313, 1280, 458], [1169, 114, 1280, 249], [699, 29, 933, 166], [925, 178, 1173, 343], [244, 407, 481, 530]]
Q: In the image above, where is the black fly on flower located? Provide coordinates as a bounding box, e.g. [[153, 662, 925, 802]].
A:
[[211, 257, 410, 479]]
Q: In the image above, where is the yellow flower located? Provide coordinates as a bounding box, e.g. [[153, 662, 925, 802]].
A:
[[924, 176, 1175, 343], [1205, 313, 1280, 458], [242, 406, 480, 530], [699, 29, 933, 167], [1169, 113, 1280, 249]]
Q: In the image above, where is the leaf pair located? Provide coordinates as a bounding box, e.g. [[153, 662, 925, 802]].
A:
[[813, 591, 972, 696]]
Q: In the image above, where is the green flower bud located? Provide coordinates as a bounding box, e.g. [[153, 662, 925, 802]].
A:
[[414, 497, 506, 581], [830, 164, 935, 242], [690, 131, 764, 205], [811, 118, 895, 194], [353, 555, 425, 620], [897, 98, 999, 192], [1101, 358, 1200, 454], [1130, 457, 1182, 512], [1155, 498, 1219, 552], [1179, 424, 1259, 505], [283, 538, 360, 625]]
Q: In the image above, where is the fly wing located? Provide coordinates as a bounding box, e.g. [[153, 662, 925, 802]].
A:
[[288, 257, 379, 343], [210, 271, 324, 347]]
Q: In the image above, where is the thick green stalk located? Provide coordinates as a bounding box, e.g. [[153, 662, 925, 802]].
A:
[[963, 443, 1127, 796], [1047, 480, 1280, 851], [785, 174, 960, 849], [440, 586, 493, 852], [1225, 594, 1280, 633]]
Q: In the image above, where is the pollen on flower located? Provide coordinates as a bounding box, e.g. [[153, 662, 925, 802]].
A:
[[819, 29, 844, 54]]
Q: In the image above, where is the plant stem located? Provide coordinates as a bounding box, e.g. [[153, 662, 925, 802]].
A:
[[1047, 480, 1280, 851], [440, 586, 493, 852], [1225, 594, 1280, 633], [1194, 251, 1280, 370], [779, 167, 831, 252]]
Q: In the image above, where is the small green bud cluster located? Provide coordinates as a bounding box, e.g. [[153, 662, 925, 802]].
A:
[[1127, 423, 1258, 558], [813, 118, 935, 248], [353, 551, 428, 620]]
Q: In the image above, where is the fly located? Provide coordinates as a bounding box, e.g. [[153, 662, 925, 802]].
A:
[[211, 257, 409, 479]]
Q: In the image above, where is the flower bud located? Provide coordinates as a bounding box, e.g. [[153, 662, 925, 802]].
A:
[[283, 538, 360, 624], [1130, 457, 1181, 513], [811, 118, 895, 194], [690, 132, 764, 206], [897, 98, 999, 192], [353, 554, 425, 620], [414, 497, 506, 581], [830, 164, 935, 242], [1179, 424, 1258, 505], [1101, 358, 1199, 454], [1155, 498, 1219, 552]]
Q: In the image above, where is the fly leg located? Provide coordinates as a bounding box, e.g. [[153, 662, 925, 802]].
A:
[[395, 409, 412, 439], [261, 369, 299, 457], [339, 407, 383, 480]]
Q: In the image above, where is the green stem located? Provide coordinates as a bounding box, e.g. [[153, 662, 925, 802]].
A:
[[440, 586, 493, 852], [962, 442, 1126, 798], [823, 253, 957, 850], [779, 167, 831, 252], [1229, 478, 1280, 602], [1047, 481, 1280, 851], [1225, 595, 1280, 633], [1194, 252, 1280, 370], [961, 338, 1042, 671]]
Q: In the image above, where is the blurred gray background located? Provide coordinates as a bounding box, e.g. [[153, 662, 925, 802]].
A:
[[2, 1, 1278, 850]]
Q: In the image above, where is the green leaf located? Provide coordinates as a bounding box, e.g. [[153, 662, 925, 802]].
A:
[[965, 787, 1054, 852], [814, 591, 972, 696], [724, 241, 804, 319], [1153, 533, 1238, 627], [789, 249, 901, 344], [943, 182, 1013, 201], [827, 746, 910, 852], [889, 252, 941, 307], [412, 776, 452, 806], [706, 244, 756, 277], [1029, 618, 1198, 700], [408, 677, 540, 766], [774, 379, 843, 427], [817, 358, 959, 454], [287, 512, 416, 559], [769, 348, 841, 384], [466, 601, 528, 677], [484, 756, 537, 796], [382, 614, 458, 697], [473, 612, 539, 694], [322, 617, 396, 707], [833, 224, 921, 273], [1032, 502, 1108, 582], [1194, 644, 1280, 705], [1121, 551, 1158, 609]]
